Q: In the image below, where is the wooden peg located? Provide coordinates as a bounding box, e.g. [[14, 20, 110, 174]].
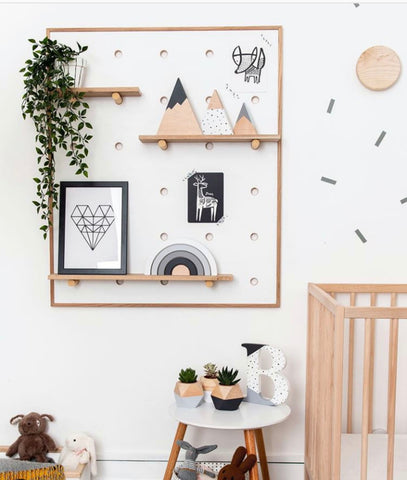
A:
[[251, 139, 261, 150], [68, 279, 80, 287], [205, 280, 214, 288], [112, 92, 123, 105], [158, 139, 168, 150]]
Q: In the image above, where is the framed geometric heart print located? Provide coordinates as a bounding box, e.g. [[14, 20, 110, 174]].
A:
[[58, 181, 128, 274]]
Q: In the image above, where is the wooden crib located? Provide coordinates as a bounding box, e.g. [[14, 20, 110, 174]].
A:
[[305, 284, 407, 480]]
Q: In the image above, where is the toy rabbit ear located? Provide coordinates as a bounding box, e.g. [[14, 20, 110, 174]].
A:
[[10, 415, 24, 425], [176, 440, 193, 450], [238, 454, 257, 473], [230, 446, 247, 467], [197, 444, 217, 454], [86, 436, 97, 476], [40, 414, 55, 422]]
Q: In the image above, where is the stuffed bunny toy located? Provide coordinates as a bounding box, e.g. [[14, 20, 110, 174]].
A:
[[6, 412, 56, 462], [218, 446, 257, 480], [174, 440, 217, 480], [58, 432, 97, 476]]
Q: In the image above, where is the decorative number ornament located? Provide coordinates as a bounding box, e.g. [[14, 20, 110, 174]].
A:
[[242, 343, 289, 406]]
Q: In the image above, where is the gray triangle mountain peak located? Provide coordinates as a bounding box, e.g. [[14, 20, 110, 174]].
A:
[[236, 103, 251, 122]]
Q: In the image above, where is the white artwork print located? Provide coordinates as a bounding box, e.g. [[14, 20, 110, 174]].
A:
[[64, 187, 122, 269]]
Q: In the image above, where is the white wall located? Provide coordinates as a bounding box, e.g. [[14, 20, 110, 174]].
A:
[[1, 3, 407, 479]]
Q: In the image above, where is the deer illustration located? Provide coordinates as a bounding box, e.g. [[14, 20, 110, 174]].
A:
[[232, 46, 266, 84], [193, 174, 218, 222]]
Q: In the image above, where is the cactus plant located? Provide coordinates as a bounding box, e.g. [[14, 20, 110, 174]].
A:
[[203, 363, 218, 379], [175, 368, 203, 408], [217, 367, 240, 386], [178, 368, 198, 384], [211, 367, 244, 411]]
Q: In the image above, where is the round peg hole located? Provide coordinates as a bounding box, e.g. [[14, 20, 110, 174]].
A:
[[250, 277, 259, 286], [205, 142, 214, 150], [160, 50, 168, 58], [205, 96, 212, 104], [251, 187, 259, 196], [160, 187, 168, 196], [160, 232, 168, 241], [205, 233, 214, 241], [114, 50, 123, 58], [160, 280, 169, 286], [160, 96, 168, 105], [251, 96, 260, 104], [115, 142, 123, 151], [115, 280, 124, 285], [205, 49, 214, 57], [250, 233, 259, 241]]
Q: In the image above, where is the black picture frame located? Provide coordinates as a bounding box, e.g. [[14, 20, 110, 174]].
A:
[[58, 181, 128, 275]]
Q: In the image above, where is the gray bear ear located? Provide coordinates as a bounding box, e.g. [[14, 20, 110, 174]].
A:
[[40, 414, 54, 422], [10, 415, 24, 425]]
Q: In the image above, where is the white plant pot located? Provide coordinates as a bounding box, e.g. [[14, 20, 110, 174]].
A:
[[57, 58, 86, 87]]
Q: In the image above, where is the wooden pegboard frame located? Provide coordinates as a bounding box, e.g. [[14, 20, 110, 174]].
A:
[[46, 26, 283, 308]]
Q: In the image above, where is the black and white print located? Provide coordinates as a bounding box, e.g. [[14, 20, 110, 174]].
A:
[[232, 46, 266, 84], [188, 173, 224, 223], [58, 181, 128, 274]]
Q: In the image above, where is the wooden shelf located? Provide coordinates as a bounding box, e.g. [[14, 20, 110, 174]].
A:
[[49, 273, 233, 288], [138, 134, 281, 150], [72, 87, 141, 104]]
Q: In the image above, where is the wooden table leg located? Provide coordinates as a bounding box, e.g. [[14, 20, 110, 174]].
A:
[[163, 422, 187, 480], [255, 429, 270, 480], [244, 429, 259, 480]]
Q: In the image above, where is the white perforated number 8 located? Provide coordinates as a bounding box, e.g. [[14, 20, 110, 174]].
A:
[[243, 343, 289, 406]]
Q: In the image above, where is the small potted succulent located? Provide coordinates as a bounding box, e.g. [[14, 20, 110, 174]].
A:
[[174, 368, 204, 408], [200, 363, 219, 403], [211, 367, 244, 411]]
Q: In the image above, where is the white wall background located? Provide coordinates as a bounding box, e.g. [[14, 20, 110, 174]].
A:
[[2, 2, 407, 479]]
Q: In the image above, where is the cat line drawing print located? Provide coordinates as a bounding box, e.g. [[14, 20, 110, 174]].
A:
[[232, 46, 266, 84]]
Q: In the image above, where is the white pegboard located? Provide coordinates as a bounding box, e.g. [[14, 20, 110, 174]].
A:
[[49, 27, 281, 306]]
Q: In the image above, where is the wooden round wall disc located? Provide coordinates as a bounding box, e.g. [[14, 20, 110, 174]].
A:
[[356, 46, 401, 91]]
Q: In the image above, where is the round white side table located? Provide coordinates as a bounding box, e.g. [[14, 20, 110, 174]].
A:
[[164, 402, 291, 480]]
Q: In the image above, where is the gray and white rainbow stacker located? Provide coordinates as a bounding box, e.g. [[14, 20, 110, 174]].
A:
[[146, 238, 217, 277]]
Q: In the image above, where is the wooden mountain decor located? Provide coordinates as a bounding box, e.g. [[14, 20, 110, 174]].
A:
[[233, 103, 257, 135], [157, 78, 201, 135], [201, 90, 233, 135]]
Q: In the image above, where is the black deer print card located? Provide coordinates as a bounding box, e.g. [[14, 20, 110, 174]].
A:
[[188, 172, 224, 223]]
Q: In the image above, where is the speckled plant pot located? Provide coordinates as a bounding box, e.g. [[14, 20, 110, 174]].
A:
[[174, 381, 204, 408]]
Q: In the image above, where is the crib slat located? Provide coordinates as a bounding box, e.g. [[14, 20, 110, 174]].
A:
[[368, 293, 377, 434], [387, 293, 398, 480], [361, 318, 373, 480], [332, 306, 345, 480], [347, 292, 356, 433]]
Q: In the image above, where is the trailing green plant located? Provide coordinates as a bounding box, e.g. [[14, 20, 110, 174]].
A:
[[178, 368, 198, 383], [203, 363, 218, 379], [20, 37, 93, 238], [217, 367, 240, 386]]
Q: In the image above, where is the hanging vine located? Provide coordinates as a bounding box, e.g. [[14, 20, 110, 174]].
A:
[[20, 37, 93, 238]]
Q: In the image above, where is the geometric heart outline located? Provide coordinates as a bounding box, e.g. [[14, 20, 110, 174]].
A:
[[71, 204, 115, 250]]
